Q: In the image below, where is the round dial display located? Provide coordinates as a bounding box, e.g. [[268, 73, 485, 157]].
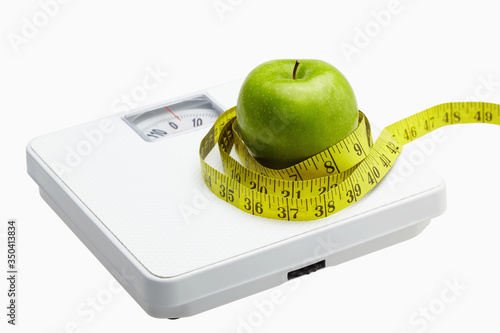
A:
[[124, 95, 222, 142]]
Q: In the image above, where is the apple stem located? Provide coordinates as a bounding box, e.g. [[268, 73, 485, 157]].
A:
[[293, 60, 300, 80]]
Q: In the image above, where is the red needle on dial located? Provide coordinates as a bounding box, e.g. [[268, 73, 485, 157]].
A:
[[165, 106, 181, 121]]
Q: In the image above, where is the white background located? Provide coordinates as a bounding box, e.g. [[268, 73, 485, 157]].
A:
[[2, 0, 500, 332]]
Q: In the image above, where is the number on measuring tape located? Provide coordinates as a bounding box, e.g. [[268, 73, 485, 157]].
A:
[[199, 102, 500, 221]]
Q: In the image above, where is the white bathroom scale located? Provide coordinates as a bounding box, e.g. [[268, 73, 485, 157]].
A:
[[26, 80, 446, 318]]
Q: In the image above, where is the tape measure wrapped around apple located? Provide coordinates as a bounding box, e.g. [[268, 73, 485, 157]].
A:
[[199, 59, 500, 221]]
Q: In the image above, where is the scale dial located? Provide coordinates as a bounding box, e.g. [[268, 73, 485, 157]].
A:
[[124, 94, 223, 142]]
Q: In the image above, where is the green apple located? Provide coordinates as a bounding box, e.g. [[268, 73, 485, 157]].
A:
[[236, 59, 358, 169]]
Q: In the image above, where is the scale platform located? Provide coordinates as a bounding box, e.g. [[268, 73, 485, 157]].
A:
[[26, 80, 446, 318]]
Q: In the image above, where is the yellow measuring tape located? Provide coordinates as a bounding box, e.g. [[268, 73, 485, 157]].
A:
[[199, 102, 500, 221]]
